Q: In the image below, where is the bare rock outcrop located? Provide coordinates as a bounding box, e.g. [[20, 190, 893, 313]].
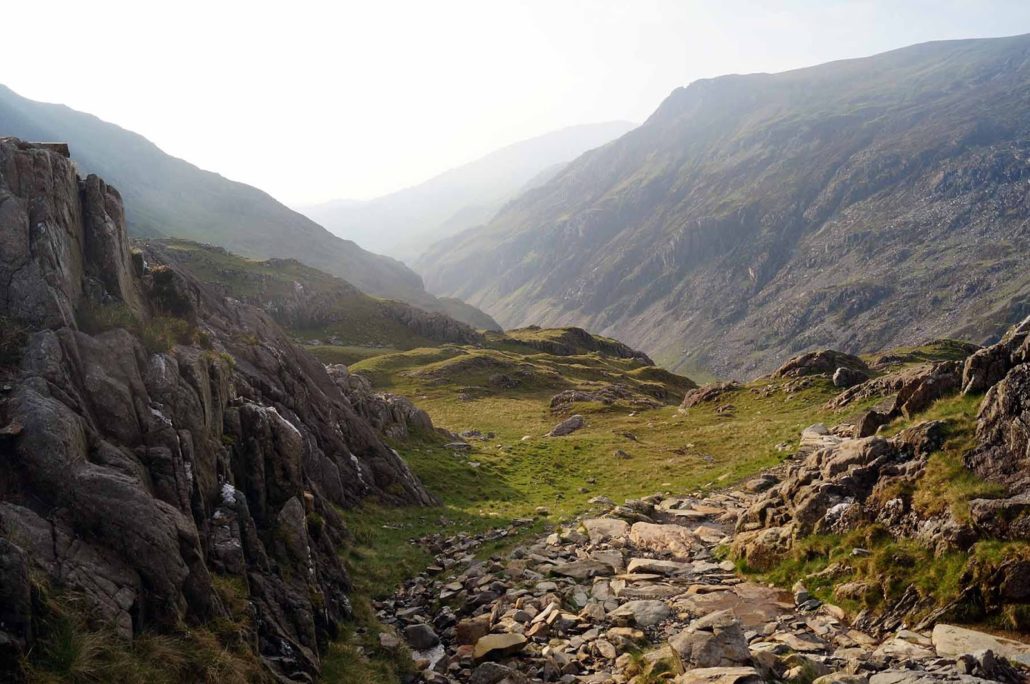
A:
[[0, 139, 436, 681]]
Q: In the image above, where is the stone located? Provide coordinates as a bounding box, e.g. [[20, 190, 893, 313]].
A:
[[549, 414, 586, 437], [469, 662, 530, 684], [473, 633, 528, 660], [582, 518, 629, 544], [673, 666, 764, 684], [551, 559, 614, 579], [669, 610, 751, 669], [403, 623, 440, 650], [608, 600, 673, 627], [626, 558, 690, 575], [629, 522, 697, 559], [833, 366, 870, 388], [455, 614, 493, 645], [931, 623, 1030, 664]]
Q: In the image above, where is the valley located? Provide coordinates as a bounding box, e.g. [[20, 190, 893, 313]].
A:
[[1, 20, 1030, 684]]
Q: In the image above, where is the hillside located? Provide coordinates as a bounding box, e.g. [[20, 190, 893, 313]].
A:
[[0, 84, 497, 329], [147, 239, 487, 364], [418, 34, 1030, 379], [302, 122, 635, 262]]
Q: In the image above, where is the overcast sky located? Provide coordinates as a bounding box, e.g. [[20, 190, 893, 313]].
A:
[[5, 1, 1030, 205]]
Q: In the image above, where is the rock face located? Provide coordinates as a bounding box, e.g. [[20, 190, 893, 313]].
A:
[[0, 139, 436, 680], [418, 34, 1030, 378]]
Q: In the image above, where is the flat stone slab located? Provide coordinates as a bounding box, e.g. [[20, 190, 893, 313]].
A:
[[673, 582, 792, 629], [582, 518, 629, 544], [627, 558, 691, 575], [550, 559, 614, 579], [673, 667, 764, 684], [629, 522, 698, 559], [931, 623, 1030, 664]]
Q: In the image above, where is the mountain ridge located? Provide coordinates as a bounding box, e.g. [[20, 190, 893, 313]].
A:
[[302, 121, 636, 261], [417, 33, 1030, 379]]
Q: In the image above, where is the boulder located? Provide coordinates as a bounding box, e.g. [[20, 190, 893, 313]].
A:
[[608, 600, 673, 627], [773, 350, 869, 379], [403, 623, 440, 650], [629, 522, 698, 559], [473, 633, 527, 660], [548, 414, 586, 437], [669, 610, 751, 669], [582, 518, 630, 544], [965, 363, 1030, 491], [931, 623, 1030, 665]]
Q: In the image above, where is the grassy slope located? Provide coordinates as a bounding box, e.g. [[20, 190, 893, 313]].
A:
[[323, 337, 1030, 680], [149, 239, 449, 350], [321, 338, 895, 681]]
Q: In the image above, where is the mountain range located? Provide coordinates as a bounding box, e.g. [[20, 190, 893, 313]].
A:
[[0, 84, 498, 330], [300, 121, 635, 261], [417, 34, 1030, 379]]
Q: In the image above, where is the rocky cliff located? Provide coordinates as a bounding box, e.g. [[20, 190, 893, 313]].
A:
[[0, 138, 436, 681], [417, 34, 1030, 379]]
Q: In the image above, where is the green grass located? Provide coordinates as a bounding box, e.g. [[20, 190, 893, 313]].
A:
[[305, 345, 399, 366], [23, 579, 267, 684], [76, 302, 208, 354], [878, 393, 1006, 521]]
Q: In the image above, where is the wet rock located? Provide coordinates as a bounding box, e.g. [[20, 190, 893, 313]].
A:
[[403, 623, 439, 650]]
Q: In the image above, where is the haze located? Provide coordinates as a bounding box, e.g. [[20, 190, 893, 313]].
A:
[[5, 0, 1030, 205]]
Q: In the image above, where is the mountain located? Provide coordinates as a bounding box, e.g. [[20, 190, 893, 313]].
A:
[[417, 34, 1030, 379], [0, 84, 499, 330], [301, 121, 636, 261]]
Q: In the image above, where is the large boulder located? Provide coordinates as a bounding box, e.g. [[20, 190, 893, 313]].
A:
[[669, 610, 751, 669]]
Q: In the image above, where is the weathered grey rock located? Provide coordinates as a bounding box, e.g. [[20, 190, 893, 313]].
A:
[[931, 623, 1030, 665], [549, 414, 586, 436], [582, 518, 629, 544], [608, 599, 673, 627], [403, 623, 440, 650], [669, 610, 751, 668]]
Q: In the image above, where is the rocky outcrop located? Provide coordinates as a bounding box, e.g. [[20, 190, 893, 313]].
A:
[[512, 326, 654, 364], [326, 364, 436, 440], [0, 139, 436, 680], [773, 350, 870, 380], [681, 382, 741, 410]]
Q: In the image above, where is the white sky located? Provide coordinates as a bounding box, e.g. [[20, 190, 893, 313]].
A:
[[4, 1, 1030, 205]]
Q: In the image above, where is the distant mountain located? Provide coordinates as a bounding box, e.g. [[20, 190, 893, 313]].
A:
[[301, 121, 636, 261], [417, 34, 1030, 379], [0, 84, 498, 330]]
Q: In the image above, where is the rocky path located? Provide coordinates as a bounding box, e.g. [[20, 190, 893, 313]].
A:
[[375, 484, 1030, 684]]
